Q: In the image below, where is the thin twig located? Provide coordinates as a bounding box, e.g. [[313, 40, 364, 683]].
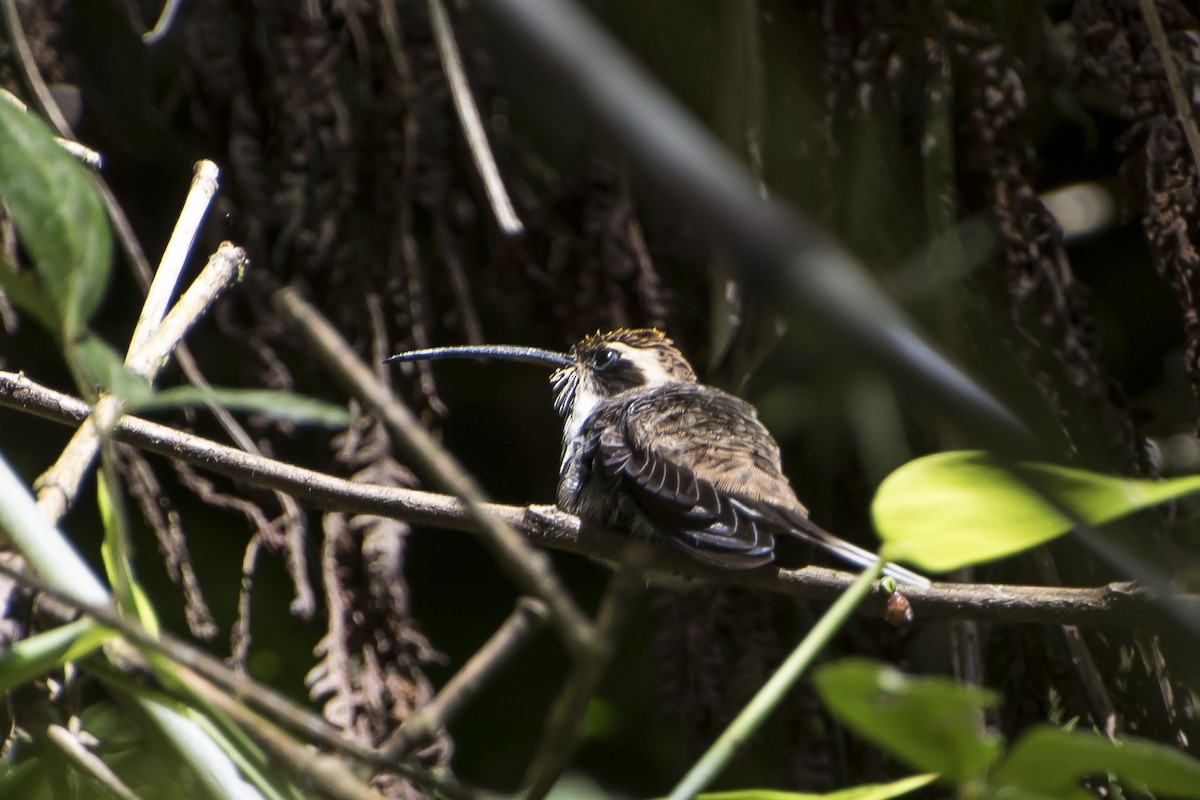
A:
[[273, 287, 598, 658], [382, 597, 550, 758], [192, 675, 493, 800], [668, 561, 885, 800], [0, 0, 74, 135], [9, 5, 292, 601], [35, 243, 247, 523], [2, 0, 154, 283], [126, 242, 246, 375], [171, 345, 315, 619], [127, 161, 220, 360], [143, 0, 185, 44], [0, 435, 259, 799], [0, 560, 487, 800], [1032, 550, 1118, 738], [1137, 0, 1200, 177], [53, 137, 103, 169], [427, 0, 524, 236], [44, 724, 144, 800], [522, 546, 649, 800], [3, 370, 1200, 628], [187, 689, 389, 800], [471, 0, 1030, 453]]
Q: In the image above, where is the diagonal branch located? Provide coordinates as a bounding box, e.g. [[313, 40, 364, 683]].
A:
[[274, 287, 598, 660]]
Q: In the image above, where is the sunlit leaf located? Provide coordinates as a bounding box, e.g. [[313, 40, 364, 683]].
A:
[[872, 450, 1200, 571], [137, 386, 351, 428], [69, 341, 345, 428], [0, 619, 111, 693], [994, 726, 1200, 799], [813, 658, 1001, 783], [98, 467, 159, 637], [696, 774, 937, 800], [0, 94, 111, 336]]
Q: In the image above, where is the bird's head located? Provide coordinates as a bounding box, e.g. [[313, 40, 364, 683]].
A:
[[385, 327, 696, 421], [551, 328, 696, 418]]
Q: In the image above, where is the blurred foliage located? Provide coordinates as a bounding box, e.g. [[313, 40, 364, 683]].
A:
[[816, 659, 1200, 799], [874, 450, 1200, 570]]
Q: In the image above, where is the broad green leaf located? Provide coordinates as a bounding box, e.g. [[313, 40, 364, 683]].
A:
[[70, 341, 345, 428], [872, 450, 1200, 571], [994, 725, 1200, 798], [0, 95, 112, 336], [696, 774, 937, 800], [137, 386, 351, 428], [0, 619, 111, 693], [813, 658, 1001, 783]]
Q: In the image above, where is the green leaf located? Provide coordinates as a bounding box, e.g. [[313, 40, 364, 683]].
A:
[[696, 774, 937, 800], [73, 334, 154, 402], [98, 465, 159, 637], [0, 266, 59, 332], [135, 386, 352, 428], [0, 619, 111, 693], [872, 450, 1200, 571], [68, 339, 349, 428], [994, 726, 1200, 799], [0, 95, 112, 336], [813, 658, 1001, 784]]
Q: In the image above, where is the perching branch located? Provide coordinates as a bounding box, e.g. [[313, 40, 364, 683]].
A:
[[0, 369, 1191, 629], [274, 286, 598, 660]]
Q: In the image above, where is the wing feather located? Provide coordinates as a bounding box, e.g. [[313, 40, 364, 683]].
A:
[[588, 384, 929, 585], [596, 410, 775, 568]]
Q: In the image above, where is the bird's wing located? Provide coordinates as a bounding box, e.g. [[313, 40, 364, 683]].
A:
[[591, 385, 931, 586], [593, 385, 788, 568]]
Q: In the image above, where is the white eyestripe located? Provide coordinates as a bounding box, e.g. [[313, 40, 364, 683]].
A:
[[610, 342, 676, 386]]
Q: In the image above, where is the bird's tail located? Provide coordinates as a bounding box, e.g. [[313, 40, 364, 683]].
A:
[[789, 517, 931, 589]]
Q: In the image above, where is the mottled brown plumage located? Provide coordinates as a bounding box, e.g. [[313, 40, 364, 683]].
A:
[[553, 329, 929, 585]]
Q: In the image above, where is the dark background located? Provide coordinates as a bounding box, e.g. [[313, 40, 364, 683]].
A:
[[3, 0, 1200, 795]]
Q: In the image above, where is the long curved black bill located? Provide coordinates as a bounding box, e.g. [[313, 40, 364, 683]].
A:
[[385, 344, 572, 369]]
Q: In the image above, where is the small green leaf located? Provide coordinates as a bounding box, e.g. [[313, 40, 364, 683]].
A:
[[994, 726, 1200, 799], [98, 466, 159, 637], [872, 451, 1200, 571], [0, 95, 112, 336], [136, 386, 351, 428], [696, 774, 937, 800], [813, 658, 1001, 783], [73, 334, 154, 402], [0, 619, 111, 693]]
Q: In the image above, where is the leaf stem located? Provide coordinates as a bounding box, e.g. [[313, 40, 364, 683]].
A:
[[668, 559, 886, 800]]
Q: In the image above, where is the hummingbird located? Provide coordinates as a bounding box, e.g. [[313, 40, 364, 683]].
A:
[[388, 328, 929, 587]]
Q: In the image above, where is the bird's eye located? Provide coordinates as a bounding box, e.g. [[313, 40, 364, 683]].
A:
[[592, 348, 619, 370]]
